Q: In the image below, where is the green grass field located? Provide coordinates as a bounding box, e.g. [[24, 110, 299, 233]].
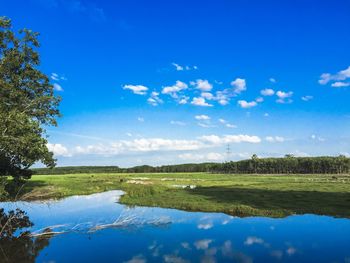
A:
[[13, 172, 350, 218]]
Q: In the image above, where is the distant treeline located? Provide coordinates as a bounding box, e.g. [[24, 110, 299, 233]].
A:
[[211, 156, 350, 174], [31, 163, 216, 175], [31, 156, 350, 175]]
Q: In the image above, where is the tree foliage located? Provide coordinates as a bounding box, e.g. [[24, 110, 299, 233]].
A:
[[210, 156, 350, 174], [0, 17, 60, 178], [0, 208, 51, 262]]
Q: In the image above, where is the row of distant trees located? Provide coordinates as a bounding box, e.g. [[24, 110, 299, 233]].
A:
[[210, 155, 350, 174], [32, 163, 216, 175], [32, 155, 350, 175]]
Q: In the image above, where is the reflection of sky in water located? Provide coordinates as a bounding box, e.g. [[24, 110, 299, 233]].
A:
[[1, 190, 350, 263]]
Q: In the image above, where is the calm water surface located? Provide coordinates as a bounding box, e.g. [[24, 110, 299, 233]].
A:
[[1, 190, 350, 263]]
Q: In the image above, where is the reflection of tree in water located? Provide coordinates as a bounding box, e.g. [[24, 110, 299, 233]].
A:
[[0, 208, 51, 263]]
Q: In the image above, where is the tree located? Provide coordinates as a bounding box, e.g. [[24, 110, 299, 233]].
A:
[[0, 208, 51, 262], [251, 154, 258, 160], [209, 156, 350, 174], [0, 17, 60, 180], [284, 154, 295, 158], [251, 154, 259, 173]]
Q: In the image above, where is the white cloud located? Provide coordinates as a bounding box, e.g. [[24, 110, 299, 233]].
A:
[[218, 99, 229, 105], [244, 236, 264, 246], [238, 100, 257, 108], [215, 91, 230, 105], [181, 242, 190, 250], [199, 88, 239, 106], [265, 136, 285, 143], [200, 134, 261, 144], [201, 92, 214, 100], [197, 223, 214, 229], [51, 73, 59, 81], [162, 81, 188, 98], [231, 78, 246, 94], [195, 115, 210, 120], [124, 254, 146, 263], [319, 66, 350, 85], [339, 152, 350, 157], [163, 254, 188, 263], [200, 152, 223, 160], [276, 90, 293, 103], [191, 97, 213, 107], [53, 83, 63, 91], [286, 247, 297, 256], [194, 239, 212, 250], [269, 78, 276, 83], [225, 123, 237, 128], [290, 150, 310, 157], [170, 120, 186, 126], [171, 63, 197, 71], [123, 84, 148, 95], [260, 88, 275, 96], [179, 152, 224, 161], [147, 97, 159, 106], [197, 123, 212, 128], [51, 72, 67, 81], [137, 117, 144, 122], [218, 119, 236, 128], [47, 143, 70, 157], [151, 91, 160, 97], [276, 91, 293, 99], [75, 138, 203, 155], [197, 122, 216, 128], [311, 134, 325, 142], [255, 97, 264, 103], [331, 81, 350, 88], [124, 138, 204, 152], [172, 62, 184, 71], [301, 95, 313, 101], [147, 91, 163, 106], [178, 96, 189, 104], [276, 99, 292, 104], [319, 73, 332, 85], [191, 79, 213, 91], [264, 113, 269, 117], [52, 133, 261, 157]]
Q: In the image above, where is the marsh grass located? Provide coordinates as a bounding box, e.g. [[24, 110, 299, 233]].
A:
[[9, 173, 350, 218]]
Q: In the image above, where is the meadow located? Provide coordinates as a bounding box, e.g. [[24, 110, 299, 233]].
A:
[[16, 172, 350, 218]]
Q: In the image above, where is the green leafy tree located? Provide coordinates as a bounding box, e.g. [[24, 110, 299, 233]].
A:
[[0, 208, 51, 262], [284, 154, 295, 158], [251, 154, 258, 160], [0, 17, 60, 180]]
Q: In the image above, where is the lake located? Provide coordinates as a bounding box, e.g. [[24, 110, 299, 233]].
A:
[[1, 190, 350, 263]]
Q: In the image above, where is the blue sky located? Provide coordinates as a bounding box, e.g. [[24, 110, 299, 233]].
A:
[[2, 0, 350, 167]]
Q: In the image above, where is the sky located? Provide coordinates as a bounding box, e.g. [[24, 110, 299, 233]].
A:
[[1, 0, 350, 167]]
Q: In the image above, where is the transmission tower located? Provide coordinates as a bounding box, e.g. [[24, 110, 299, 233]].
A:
[[226, 144, 231, 162]]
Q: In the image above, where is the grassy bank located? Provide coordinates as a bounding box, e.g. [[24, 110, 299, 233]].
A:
[[9, 172, 350, 218]]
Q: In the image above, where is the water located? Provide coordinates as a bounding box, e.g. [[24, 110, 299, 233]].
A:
[[1, 190, 350, 263]]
